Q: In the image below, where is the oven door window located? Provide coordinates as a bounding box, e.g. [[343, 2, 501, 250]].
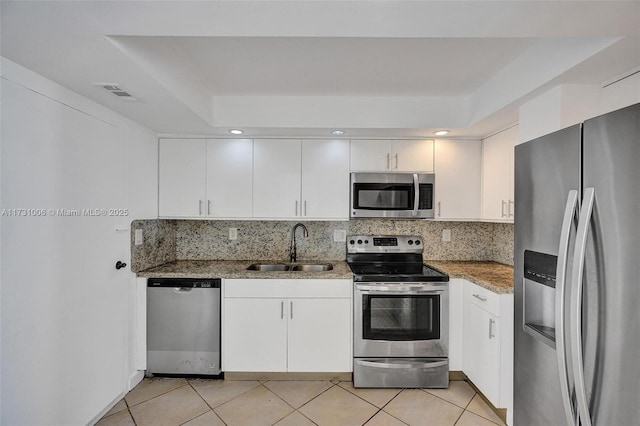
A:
[[362, 294, 440, 341], [353, 183, 414, 210]]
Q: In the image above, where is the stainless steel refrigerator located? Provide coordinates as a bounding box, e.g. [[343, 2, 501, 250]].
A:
[[514, 103, 640, 426]]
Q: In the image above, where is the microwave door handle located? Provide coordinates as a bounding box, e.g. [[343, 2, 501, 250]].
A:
[[413, 173, 419, 215]]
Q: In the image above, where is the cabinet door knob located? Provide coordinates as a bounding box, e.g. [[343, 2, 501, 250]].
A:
[[115, 261, 127, 270]]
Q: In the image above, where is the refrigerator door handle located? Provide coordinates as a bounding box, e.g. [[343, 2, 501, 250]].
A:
[[570, 187, 596, 426], [555, 190, 579, 425]]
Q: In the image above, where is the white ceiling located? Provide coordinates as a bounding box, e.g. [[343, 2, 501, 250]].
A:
[[2, 1, 639, 139], [129, 36, 533, 96]]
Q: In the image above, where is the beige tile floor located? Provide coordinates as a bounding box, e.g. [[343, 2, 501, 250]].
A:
[[97, 378, 506, 426]]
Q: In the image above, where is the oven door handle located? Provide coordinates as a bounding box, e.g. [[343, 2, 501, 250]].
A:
[[356, 284, 445, 293], [358, 359, 449, 370], [358, 289, 444, 295]]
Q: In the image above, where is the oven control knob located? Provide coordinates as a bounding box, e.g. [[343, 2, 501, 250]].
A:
[[415, 240, 421, 245], [357, 239, 363, 245], [349, 240, 355, 245], [364, 239, 369, 244], [408, 240, 414, 245]]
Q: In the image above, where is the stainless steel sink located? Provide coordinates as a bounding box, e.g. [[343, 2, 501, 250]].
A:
[[246, 264, 291, 271], [291, 263, 334, 272], [246, 263, 334, 272]]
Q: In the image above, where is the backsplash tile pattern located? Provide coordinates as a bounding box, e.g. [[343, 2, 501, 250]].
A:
[[132, 219, 514, 272], [176, 220, 345, 261], [491, 223, 514, 266], [175, 220, 499, 262], [130, 219, 177, 272]]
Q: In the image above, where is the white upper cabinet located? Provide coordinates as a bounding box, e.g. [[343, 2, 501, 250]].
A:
[[482, 126, 517, 221], [350, 139, 391, 171], [350, 139, 434, 172], [392, 139, 435, 172], [253, 139, 302, 218], [159, 139, 207, 217], [301, 139, 350, 219], [159, 138, 253, 218], [434, 139, 481, 220], [206, 139, 253, 218], [253, 138, 350, 219]]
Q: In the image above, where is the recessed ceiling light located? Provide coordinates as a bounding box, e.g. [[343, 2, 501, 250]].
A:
[[229, 129, 244, 135], [435, 130, 449, 136], [331, 130, 345, 136]]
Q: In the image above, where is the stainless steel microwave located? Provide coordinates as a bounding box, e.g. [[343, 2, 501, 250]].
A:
[[350, 172, 435, 218]]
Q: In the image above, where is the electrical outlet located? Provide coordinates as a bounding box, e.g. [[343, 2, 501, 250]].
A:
[[229, 228, 238, 240], [134, 229, 144, 246], [442, 229, 451, 242], [334, 230, 347, 242]]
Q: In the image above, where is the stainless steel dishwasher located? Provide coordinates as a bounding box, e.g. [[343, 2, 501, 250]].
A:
[[147, 278, 222, 376]]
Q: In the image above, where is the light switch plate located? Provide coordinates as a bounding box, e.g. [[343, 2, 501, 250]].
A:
[[134, 229, 144, 246], [442, 229, 451, 242], [229, 228, 238, 240], [334, 230, 347, 242]]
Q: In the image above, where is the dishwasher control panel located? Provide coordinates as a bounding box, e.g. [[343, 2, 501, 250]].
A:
[[147, 278, 221, 288]]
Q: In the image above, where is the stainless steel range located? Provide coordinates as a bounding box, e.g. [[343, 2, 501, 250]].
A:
[[347, 235, 450, 388]]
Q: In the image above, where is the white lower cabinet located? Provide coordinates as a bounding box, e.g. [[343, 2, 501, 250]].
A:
[[222, 279, 352, 373], [460, 280, 514, 424], [223, 298, 288, 371], [286, 298, 351, 372]]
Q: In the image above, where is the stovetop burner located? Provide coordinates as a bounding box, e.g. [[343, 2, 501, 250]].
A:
[[346, 235, 449, 283]]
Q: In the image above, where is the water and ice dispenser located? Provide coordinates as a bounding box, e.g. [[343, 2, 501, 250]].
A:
[[523, 250, 558, 348]]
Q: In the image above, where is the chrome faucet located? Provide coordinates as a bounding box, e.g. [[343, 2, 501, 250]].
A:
[[289, 223, 309, 263]]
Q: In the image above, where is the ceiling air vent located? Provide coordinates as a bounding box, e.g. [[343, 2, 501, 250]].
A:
[[94, 83, 138, 101]]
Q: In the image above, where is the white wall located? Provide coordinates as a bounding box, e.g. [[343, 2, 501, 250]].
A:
[[600, 70, 640, 115], [518, 84, 601, 143], [0, 58, 157, 425], [519, 72, 640, 143]]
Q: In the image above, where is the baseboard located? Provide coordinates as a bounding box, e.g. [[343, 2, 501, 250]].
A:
[[129, 370, 145, 390], [449, 370, 466, 381], [464, 377, 507, 424], [224, 372, 352, 381]]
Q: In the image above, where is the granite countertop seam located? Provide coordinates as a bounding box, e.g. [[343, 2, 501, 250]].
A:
[[138, 260, 513, 294]]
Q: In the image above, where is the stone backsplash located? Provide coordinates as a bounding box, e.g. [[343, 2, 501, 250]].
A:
[[130, 219, 177, 272], [491, 222, 514, 266], [131, 219, 514, 272]]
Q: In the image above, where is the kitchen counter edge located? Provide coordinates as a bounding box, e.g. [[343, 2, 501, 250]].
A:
[[136, 260, 353, 280], [137, 259, 513, 294], [426, 260, 514, 294]]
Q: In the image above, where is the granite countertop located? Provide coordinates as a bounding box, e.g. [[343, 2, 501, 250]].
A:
[[425, 260, 514, 294], [137, 259, 513, 293], [137, 259, 353, 280]]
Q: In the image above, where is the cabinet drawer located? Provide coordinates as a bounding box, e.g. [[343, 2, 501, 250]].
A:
[[225, 279, 352, 299], [466, 282, 501, 317]]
